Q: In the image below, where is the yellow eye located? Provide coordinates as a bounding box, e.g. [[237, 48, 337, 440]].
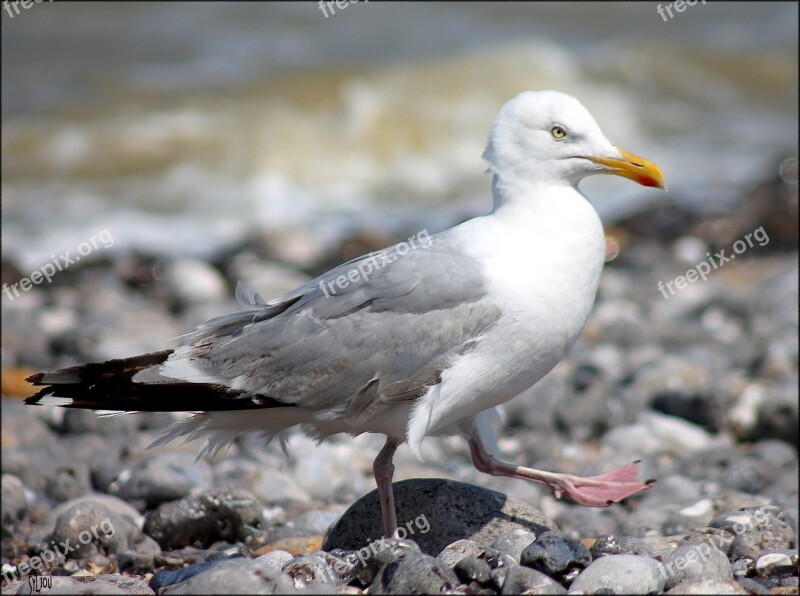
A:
[[550, 125, 567, 139]]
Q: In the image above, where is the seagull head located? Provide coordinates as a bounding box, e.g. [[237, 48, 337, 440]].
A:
[[483, 90, 666, 190]]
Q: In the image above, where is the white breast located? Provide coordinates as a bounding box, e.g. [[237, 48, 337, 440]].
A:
[[406, 184, 605, 454]]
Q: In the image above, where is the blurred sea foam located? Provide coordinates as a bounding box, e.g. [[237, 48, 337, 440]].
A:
[[2, 2, 797, 269]]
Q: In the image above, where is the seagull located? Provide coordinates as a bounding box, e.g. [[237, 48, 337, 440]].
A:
[[27, 90, 665, 538]]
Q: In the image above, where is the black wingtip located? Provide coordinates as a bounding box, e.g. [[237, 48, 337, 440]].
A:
[[25, 372, 44, 385], [645, 478, 657, 485], [632, 459, 642, 464]]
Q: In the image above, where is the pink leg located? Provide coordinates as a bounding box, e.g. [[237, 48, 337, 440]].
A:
[[373, 438, 399, 537], [468, 434, 654, 507]]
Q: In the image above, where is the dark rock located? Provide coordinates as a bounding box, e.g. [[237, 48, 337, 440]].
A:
[[590, 535, 657, 559], [323, 479, 558, 557], [500, 565, 566, 595], [143, 487, 262, 550], [454, 556, 492, 584], [520, 531, 591, 578], [369, 551, 460, 595]]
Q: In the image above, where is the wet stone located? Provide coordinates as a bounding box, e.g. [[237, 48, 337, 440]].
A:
[[520, 531, 591, 578], [590, 534, 657, 559], [755, 550, 796, 578]]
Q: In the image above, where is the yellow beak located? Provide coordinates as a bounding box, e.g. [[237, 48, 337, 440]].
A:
[[588, 148, 666, 190]]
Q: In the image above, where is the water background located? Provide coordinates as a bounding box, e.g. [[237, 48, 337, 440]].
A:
[[2, 2, 797, 270]]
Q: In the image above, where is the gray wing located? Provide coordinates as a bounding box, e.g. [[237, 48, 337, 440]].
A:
[[168, 232, 501, 424]]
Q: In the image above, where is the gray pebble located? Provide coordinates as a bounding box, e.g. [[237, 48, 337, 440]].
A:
[[568, 554, 665, 595], [250, 468, 312, 505], [50, 500, 129, 560], [665, 578, 748, 594], [1, 474, 28, 528], [44, 464, 91, 503], [161, 557, 304, 594], [256, 549, 294, 572], [143, 487, 262, 550], [729, 520, 796, 561], [109, 453, 212, 509], [755, 550, 796, 578], [680, 527, 736, 555], [369, 552, 460, 595], [735, 577, 770, 595], [590, 535, 656, 559], [500, 565, 566, 595], [661, 543, 731, 590], [520, 531, 591, 578], [437, 539, 485, 568], [491, 529, 537, 563], [282, 552, 339, 589]]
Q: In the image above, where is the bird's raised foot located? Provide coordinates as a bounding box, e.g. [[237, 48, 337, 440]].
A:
[[550, 461, 655, 507]]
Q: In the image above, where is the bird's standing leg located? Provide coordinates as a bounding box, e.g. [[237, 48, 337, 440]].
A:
[[373, 437, 399, 537], [468, 432, 654, 507]]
